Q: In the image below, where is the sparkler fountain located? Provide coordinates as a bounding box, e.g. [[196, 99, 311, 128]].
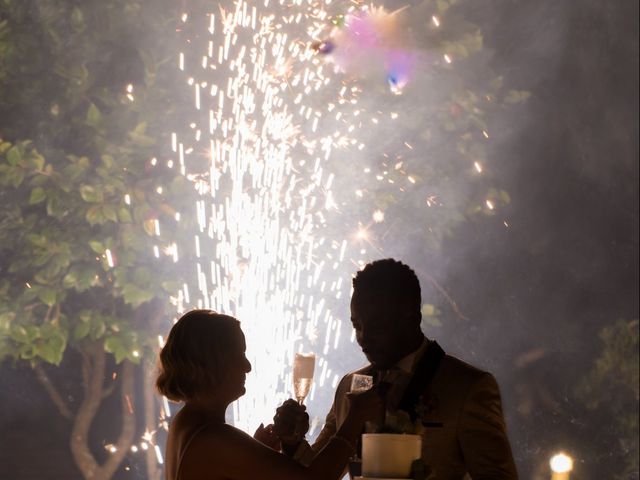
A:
[[168, 0, 370, 433]]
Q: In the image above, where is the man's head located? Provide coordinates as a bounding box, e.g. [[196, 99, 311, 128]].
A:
[[351, 258, 424, 369]]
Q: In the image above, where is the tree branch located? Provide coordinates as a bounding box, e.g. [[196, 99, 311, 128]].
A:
[[70, 343, 105, 479], [100, 360, 137, 480], [422, 272, 470, 322], [33, 364, 73, 420]]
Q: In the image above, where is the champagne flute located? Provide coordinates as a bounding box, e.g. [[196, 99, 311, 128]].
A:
[[292, 352, 316, 404]]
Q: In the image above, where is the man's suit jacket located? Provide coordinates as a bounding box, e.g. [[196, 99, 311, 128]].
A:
[[305, 341, 518, 479]]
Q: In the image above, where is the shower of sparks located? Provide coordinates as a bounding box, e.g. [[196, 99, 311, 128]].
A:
[[166, 0, 373, 433]]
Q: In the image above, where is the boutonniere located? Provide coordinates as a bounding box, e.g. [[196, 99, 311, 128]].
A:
[[415, 392, 438, 422]]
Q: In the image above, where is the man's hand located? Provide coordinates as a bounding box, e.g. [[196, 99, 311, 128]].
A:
[[273, 399, 310, 452]]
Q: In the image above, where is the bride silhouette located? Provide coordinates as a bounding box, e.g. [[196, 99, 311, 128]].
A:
[[157, 310, 380, 480]]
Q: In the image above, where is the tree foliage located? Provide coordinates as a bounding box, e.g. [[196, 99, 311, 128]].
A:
[[0, 0, 197, 478], [577, 319, 639, 479]]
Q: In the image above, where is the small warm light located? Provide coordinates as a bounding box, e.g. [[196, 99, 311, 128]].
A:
[[483, 130, 489, 139], [141, 442, 149, 451], [444, 54, 452, 64], [356, 228, 369, 241], [355, 190, 363, 198], [408, 175, 416, 184], [550, 453, 573, 473], [474, 161, 483, 173], [486, 200, 495, 210], [132, 350, 140, 358], [372, 210, 384, 223], [432, 15, 440, 27], [124, 194, 131, 205], [131, 445, 138, 453], [150, 157, 158, 166]]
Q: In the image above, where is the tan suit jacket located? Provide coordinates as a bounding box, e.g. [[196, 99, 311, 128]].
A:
[[303, 341, 518, 479]]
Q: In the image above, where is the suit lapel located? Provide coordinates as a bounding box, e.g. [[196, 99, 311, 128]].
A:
[[397, 340, 445, 421]]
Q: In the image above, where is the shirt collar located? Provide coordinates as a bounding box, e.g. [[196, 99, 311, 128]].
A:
[[394, 335, 428, 374]]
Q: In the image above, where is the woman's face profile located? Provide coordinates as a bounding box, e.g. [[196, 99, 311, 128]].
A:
[[217, 326, 252, 402]]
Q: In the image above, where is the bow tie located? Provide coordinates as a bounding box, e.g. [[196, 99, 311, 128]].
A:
[[375, 367, 411, 410]]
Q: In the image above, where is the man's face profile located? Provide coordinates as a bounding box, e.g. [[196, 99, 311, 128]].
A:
[[350, 290, 416, 369]]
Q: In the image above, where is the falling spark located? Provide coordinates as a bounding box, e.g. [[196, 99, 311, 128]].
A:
[[154, 444, 164, 465], [105, 249, 115, 268], [432, 15, 440, 27], [474, 161, 483, 173], [486, 199, 495, 210], [444, 54, 452, 64]]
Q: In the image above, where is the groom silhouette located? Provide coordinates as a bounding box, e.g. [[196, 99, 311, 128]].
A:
[[273, 258, 518, 479]]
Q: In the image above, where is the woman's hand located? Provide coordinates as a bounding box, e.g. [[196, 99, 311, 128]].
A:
[[254, 423, 281, 451], [273, 399, 310, 449]]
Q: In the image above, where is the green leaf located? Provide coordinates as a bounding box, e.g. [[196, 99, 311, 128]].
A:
[[29, 187, 46, 205], [28, 152, 45, 171], [504, 90, 531, 104], [80, 185, 103, 203], [25, 325, 40, 341], [104, 335, 122, 354], [37, 342, 63, 365], [86, 103, 102, 126], [6, 146, 21, 166], [86, 205, 106, 225], [121, 284, 155, 307], [73, 322, 91, 341], [90, 317, 106, 340], [37, 288, 57, 307], [101, 154, 114, 168], [421, 304, 438, 316], [114, 346, 128, 364], [89, 240, 105, 254], [10, 325, 28, 343], [118, 207, 133, 223], [70, 7, 84, 31], [102, 204, 118, 222]]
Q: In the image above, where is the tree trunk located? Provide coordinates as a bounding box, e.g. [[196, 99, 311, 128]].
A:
[[69, 343, 137, 480], [143, 301, 164, 480]]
